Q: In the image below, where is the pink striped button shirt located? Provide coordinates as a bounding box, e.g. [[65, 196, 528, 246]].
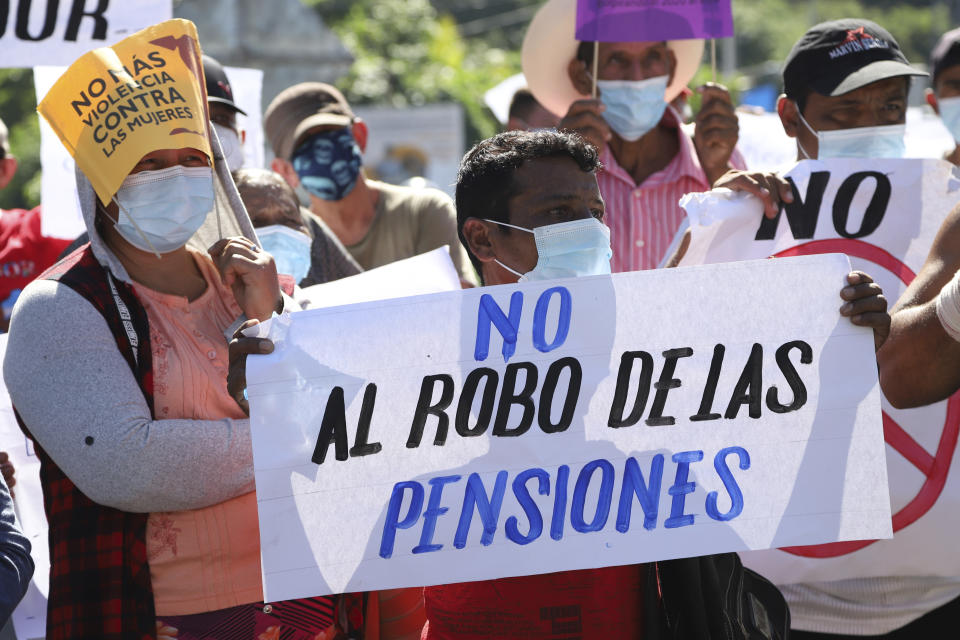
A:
[[597, 122, 746, 273]]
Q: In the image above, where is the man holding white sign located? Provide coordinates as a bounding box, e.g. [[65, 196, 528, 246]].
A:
[[681, 161, 960, 638], [676, 19, 960, 640], [236, 129, 892, 639], [444, 129, 788, 639]]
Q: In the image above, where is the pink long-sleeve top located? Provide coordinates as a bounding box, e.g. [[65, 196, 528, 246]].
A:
[[133, 253, 262, 616]]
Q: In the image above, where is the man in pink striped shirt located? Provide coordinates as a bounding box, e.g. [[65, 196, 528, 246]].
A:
[[522, 0, 745, 272]]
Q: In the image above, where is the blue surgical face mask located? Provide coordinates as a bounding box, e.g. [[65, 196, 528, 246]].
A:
[[291, 129, 362, 201], [938, 95, 960, 143], [113, 165, 214, 255], [796, 108, 906, 160], [597, 75, 669, 142], [257, 224, 312, 284], [485, 217, 612, 282]]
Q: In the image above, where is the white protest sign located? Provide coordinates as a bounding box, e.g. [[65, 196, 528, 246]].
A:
[[354, 103, 464, 197], [733, 111, 796, 173], [247, 254, 889, 602], [0, 335, 49, 640], [34, 64, 264, 240], [225, 66, 265, 173], [678, 158, 960, 584], [299, 246, 460, 310], [1, 0, 171, 68], [904, 106, 957, 161], [33, 65, 84, 240]]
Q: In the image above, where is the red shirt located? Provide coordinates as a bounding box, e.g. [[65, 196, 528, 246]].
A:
[[0, 207, 72, 304], [598, 113, 747, 273], [422, 566, 643, 639]]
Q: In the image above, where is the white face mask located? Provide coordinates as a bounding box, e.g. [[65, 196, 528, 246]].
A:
[[596, 75, 669, 142], [938, 95, 960, 143], [213, 122, 244, 172], [485, 217, 612, 282], [796, 108, 906, 160], [113, 165, 214, 255], [257, 224, 312, 284]]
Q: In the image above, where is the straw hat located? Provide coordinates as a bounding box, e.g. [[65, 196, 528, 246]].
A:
[[521, 0, 705, 117]]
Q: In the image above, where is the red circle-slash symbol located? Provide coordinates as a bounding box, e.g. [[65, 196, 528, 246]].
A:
[[770, 239, 960, 557]]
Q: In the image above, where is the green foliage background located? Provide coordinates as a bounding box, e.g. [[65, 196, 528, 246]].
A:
[[308, 0, 955, 148], [0, 69, 41, 211], [732, 0, 950, 73], [1, 0, 958, 209], [305, 0, 531, 143]]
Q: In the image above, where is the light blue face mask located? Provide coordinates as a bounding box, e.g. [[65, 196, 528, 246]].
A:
[[597, 75, 669, 142], [797, 109, 906, 160], [113, 165, 214, 255], [485, 217, 612, 282], [938, 95, 960, 143], [257, 224, 312, 284]]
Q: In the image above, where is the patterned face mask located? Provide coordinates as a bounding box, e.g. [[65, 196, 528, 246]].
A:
[[291, 128, 362, 202]]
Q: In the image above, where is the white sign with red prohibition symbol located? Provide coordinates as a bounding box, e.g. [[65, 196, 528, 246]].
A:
[[678, 158, 960, 582]]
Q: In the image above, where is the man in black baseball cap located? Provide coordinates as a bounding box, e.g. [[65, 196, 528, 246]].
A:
[[706, 19, 927, 220], [687, 21, 960, 640], [779, 19, 926, 161], [926, 28, 960, 165], [203, 54, 247, 172]]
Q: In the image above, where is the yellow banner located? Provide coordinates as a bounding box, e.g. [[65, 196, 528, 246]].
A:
[[38, 19, 211, 205]]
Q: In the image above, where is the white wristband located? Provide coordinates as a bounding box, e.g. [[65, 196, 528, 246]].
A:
[[935, 270, 960, 342]]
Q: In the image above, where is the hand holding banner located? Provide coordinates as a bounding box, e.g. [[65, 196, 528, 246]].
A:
[[247, 255, 889, 602]]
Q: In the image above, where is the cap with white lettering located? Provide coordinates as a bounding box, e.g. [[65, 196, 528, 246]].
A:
[[783, 19, 926, 101]]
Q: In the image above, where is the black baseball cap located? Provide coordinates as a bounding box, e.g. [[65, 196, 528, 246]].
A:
[[930, 28, 960, 85], [203, 54, 246, 115], [783, 19, 926, 100]]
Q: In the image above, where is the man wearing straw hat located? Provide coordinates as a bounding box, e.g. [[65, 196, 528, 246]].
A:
[[522, 0, 743, 274]]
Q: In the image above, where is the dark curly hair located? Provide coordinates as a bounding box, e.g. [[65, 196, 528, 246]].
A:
[[455, 129, 600, 276]]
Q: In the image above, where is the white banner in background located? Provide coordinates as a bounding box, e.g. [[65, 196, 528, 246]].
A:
[[678, 158, 960, 584], [247, 255, 889, 602], [1, 0, 171, 68], [34, 64, 264, 240], [298, 246, 460, 310], [354, 103, 464, 197]]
